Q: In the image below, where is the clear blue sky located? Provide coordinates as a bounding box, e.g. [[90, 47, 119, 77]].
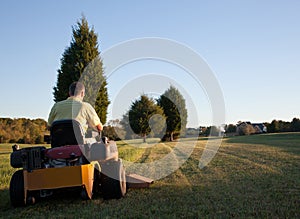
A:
[[0, 0, 299, 127]]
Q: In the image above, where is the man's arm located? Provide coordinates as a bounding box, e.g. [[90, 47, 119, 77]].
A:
[[47, 104, 56, 128], [85, 103, 103, 132]]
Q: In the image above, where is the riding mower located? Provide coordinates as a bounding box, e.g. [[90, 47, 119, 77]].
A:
[[9, 119, 126, 207]]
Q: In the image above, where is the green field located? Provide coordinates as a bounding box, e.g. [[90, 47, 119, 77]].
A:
[[0, 133, 299, 218]]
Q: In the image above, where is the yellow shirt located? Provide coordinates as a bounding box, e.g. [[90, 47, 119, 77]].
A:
[[48, 96, 101, 133]]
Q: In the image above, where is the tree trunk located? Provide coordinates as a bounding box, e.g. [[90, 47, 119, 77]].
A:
[[143, 134, 146, 143]]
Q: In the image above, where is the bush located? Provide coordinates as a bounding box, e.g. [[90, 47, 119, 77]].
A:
[[103, 126, 125, 141], [237, 123, 256, 135]]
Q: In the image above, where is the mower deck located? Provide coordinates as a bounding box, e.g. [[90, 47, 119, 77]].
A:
[[23, 163, 94, 203]]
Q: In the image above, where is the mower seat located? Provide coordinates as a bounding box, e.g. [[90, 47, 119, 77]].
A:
[[50, 119, 84, 148]]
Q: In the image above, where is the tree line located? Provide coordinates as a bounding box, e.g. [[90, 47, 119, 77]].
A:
[[1, 117, 299, 144], [198, 118, 300, 137], [265, 118, 300, 133], [0, 118, 47, 144]]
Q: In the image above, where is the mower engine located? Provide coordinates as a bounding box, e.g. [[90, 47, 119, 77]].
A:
[[10, 146, 46, 171], [10, 145, 86, 170]]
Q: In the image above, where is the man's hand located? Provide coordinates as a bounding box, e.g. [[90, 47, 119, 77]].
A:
[[96, 123, 103, 131]]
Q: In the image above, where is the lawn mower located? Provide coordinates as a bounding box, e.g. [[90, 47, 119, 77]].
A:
[[9, 119, 126, 207]]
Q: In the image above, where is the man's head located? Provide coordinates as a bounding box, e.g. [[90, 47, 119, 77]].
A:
[[69, 82, 85, 100]]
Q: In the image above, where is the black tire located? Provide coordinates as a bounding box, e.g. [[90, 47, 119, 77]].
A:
[[80, 188, 89, 200], [10, 170, 25, 207], [92, 168, 102, 195], [26, 196, 36, 205], [101, 161, 126, 200]]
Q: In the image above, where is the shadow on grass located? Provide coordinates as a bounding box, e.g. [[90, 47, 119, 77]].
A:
[[1, 134, 299, 218], [0, 188, 11, 212], [1, 169, 299, 218], [2, 173, 298, 218], [225, 132, 300, 155], [0, 186, 97, 217]]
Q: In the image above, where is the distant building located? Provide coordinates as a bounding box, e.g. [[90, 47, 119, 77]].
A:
[[219, 124, 226, 137], [251, 123, 267, 133], [186, 127, 201, 137]]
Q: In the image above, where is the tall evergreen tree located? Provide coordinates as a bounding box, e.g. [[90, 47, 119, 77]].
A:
[[157, 86, 187, 141], [53, 16, 109, 124], [128, 95, 165, 142]]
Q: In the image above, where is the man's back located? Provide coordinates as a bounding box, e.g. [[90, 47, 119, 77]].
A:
[[48, 97, 100, 133], [48, 81, 103, 133]]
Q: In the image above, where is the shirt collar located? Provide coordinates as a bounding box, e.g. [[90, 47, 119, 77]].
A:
[[67, 96, 83, 102]]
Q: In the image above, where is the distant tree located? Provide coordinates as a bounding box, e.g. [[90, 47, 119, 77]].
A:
[[267, 120, 280, 133], [199, 126, 208, 136], [0, 118, 47, 144], [290, 118, 300, 132], [157, 86, 187, 141], [203, 126, 220, 136], [266, 119, 300, 133], [53, 16, 109, 124], [237, 123, 256, 135], [128, 95, 165, 142], [226, 124, 237, 133], [35, 135, 44, 144], [120, 112, 136, 140], [263, 122, 270, 132], [103, 119, 126, 140], [278, 120, 291, 132]]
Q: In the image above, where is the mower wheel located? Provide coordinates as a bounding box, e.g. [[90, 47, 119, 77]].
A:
[[80, 188, 89, 200], [26, 196, 36, 205], [93, 168, 102, 195], [101, 160, 126, 200], [10, 170, 25, 207], [118, 164, 126, 198]]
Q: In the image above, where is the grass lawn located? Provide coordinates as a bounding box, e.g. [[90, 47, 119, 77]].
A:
[[0, 133, 299, 218]]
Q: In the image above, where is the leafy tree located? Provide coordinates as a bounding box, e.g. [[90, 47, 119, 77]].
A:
[[291, 118, 300, 132], [103, 119, 126, 140], [278, 120, 291, 132], [237, 122, 256, 135], [203, 126, 220, 136], [128, 95, 165, 142], [0, 118, 47, 144], [120, 112, 137, 140], [157, 86, 187, 141], [53, 16, 109, 124], [268, 120, 280, 133], [226, 124, 237, 133]]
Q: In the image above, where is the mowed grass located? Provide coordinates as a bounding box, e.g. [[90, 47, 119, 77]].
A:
[[0, 133, 299, 218]]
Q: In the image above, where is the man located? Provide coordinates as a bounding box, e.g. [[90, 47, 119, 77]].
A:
[[48, 82, 103, 133]]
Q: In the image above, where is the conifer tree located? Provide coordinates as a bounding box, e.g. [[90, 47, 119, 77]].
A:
[[128, 95, 165, 142], [53, 16, 109, 124], [157, 86, 187, 141]]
